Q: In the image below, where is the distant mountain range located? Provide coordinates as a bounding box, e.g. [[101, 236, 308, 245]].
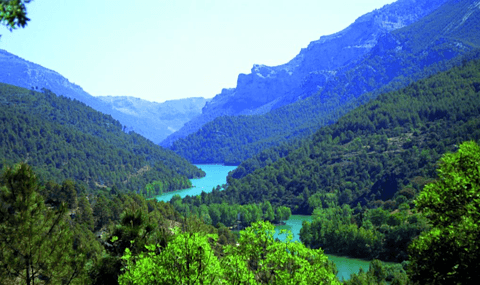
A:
[[0, 49, 208, 144], [166, 0, 480, 164], [160, 0, 450, 147], [96, 96, 209, 144]]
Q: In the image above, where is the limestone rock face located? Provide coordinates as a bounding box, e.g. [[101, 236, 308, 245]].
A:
[[161, 0, 449, 147]]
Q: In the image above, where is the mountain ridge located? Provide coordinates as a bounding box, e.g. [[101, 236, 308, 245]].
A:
[[96, 95, 209, 142], [167, 0, 480, 164], [161, 0, 449, 147], [0, 49, 208, 144], [0, 82, 205, 195]]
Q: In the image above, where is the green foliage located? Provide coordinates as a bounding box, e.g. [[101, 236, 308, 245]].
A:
[[300, 204, 428, 262], [0, 0, 31, 31], [119, 221, 340, 284], [0, 163, 234, 284], [172, 195, 292, 229], [197, 57, 480, 218], [345, 260, 409, 285], [120, 229, 222, 284], [176, 56, 480, 264], [408, 141, 480, 284], [227, 221, 339, 284], [0, 84, 204, 195], [170, 1, 480, 165], [0, 163, 89, 284]]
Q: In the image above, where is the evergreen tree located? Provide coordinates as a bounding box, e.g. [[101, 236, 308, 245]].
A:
[[0, 163, 82, 284]]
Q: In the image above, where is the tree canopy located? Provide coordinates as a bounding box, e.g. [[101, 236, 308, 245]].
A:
[[0, 163, 84, 284], [408, 141, 480, 284], [0, 0, 32, 32], [119, 221, 340, 285]]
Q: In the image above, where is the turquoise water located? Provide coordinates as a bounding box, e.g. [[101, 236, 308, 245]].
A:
[[155, 164, 237, 202], [157, 165, 371, 280], [274, 215, 372, 281]]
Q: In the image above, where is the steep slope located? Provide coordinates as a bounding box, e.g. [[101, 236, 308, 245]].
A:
[[183, 57, 480, 215], [0, 83, 205, 195], [0, 50, 207, 144], [0, 49, 111, 112], [169, 0, 480, 164], [97, 96, 209, 143], [161, 0, 449, 147]]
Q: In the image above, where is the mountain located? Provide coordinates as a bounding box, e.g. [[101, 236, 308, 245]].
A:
[[161, 0, 449, 147], [183, 55, 480, 214], [0, 83, 205, 195], [96, 96, 209, 144], [0, 49, 104, 108], [166, 0, 480, 164], [0, 49, 208, 144]]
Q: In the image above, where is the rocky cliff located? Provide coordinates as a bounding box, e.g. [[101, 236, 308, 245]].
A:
[[161, 0, 449, 147]]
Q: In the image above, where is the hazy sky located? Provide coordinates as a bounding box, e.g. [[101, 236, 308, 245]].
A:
[[0, 0, 396, 103]]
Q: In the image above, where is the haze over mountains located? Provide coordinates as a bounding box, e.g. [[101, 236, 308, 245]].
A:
[[97, 96, 209, 144], [1, 0, 480, 283], [160, 0, 449, 147], [0, 49, 208, 144], [1, 0, 478, 165], [166, 0, 480, 164]]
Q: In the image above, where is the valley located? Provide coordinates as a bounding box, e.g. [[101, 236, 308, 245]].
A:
[[1, 0, 480, 284], [155, 164, 372, 280], [155, 164, 236, 202]]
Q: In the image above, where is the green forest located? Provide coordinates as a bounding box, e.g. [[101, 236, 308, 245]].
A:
[[0, 163, 341, 284], [174, 57, 480, 281], [169, 0, 480, 165], [188, 58, 480, 213], [1, 140, 478, 284], [2, 0, 480, 283], [0, 83, 204, 196]]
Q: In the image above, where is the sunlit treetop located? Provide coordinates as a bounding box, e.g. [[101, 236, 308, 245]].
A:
[[0, 0, 32, 31]]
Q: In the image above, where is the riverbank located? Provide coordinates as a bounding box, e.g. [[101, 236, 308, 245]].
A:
[[274, 215, 372, 281], [155, 165, 373, 280], [155, 164, 237, 202]]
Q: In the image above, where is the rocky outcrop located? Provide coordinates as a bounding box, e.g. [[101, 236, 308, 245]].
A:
[[161, 0, 449, 147]]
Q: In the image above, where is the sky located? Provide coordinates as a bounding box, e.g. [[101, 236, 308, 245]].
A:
[[0, 0, 396, 103]]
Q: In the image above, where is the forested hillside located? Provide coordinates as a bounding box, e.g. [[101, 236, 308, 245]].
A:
[[0, 163, 338, 284], [0, 49, 208, 144], [170, 0, 480, 165], [224, 58, 480, 211], [175, 58, 480, 264], [0, 83, 204, 195]]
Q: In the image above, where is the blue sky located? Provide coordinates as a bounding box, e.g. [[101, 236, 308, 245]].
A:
[[0, 0, 396, 103]]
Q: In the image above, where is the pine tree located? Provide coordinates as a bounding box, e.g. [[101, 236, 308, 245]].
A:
[[0, 163, 80, 284]]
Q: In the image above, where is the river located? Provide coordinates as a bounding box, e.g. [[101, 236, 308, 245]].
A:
[[156, 164, 237, 202], [274, 215, 371, 281], [156, 164, 371, 280]]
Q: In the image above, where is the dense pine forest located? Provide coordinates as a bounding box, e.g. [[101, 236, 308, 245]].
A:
[[0, 163, 342, 284], [0, 83, 204, 196], [2, 0, 480, 284]]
